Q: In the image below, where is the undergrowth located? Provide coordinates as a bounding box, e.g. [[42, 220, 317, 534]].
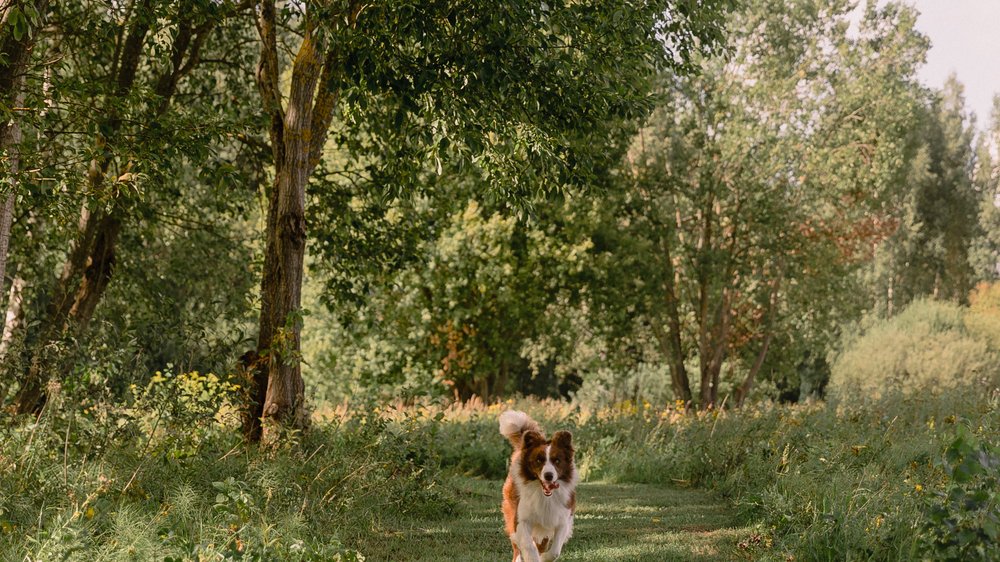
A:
[[3, 374, 998, 561], [395, 389, 1000, 561], [0, 376, 452, 561]]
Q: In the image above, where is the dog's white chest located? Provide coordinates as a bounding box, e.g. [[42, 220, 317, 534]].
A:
[[518, 484, 573, 534]]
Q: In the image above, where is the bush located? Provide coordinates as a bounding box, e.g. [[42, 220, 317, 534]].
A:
[[966, 282, 1000, 349], [830, 299, 999, 400], [920, 427, 1000, 561]]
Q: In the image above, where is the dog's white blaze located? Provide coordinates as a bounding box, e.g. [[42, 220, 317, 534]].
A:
[[542, 444, 556, 483]]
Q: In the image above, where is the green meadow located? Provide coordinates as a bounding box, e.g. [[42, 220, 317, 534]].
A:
[[3, 390, 998, 560], [3, 0, 1000, 561]]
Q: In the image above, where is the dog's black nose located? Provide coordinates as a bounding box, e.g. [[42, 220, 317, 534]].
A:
[[543, 471, 554, 481]]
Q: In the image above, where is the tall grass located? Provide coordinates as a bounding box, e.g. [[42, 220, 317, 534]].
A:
[[4, 377, 998, 560], [407, 390, 1000, 561], [0, 383, 452, 561]]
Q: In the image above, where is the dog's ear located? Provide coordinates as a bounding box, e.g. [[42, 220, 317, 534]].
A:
[[552, 430, 574, 456], [522, 430, 545, 451]]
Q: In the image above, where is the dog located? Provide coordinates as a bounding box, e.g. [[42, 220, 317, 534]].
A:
[[499, 410, 577, 562]]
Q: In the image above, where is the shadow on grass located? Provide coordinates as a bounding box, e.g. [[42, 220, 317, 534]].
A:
[[350, 478, 763, 561]]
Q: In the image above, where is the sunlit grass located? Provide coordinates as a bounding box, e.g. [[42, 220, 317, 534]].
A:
[[4, 386, 997, 560], [352, 476, 763, 561]]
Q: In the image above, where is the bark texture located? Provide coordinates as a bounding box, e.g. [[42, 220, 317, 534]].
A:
[[658, 234, 692, 404], [243, 0, 355, 442], [0, 274, 24, 358]]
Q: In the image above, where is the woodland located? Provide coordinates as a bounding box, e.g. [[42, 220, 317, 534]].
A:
[[1, 0, 999, 560]]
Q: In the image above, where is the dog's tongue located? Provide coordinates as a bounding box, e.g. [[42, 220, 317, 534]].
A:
[[541, 481, 560, 496]]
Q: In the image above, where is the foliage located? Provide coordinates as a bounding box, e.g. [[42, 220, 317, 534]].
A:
[[586, 0, 929, 406], [868, 77, 982, 312], [3, 1, 1000, 559], [966, 282, 1000, 348], [830, 297, 1000, 400], [307, 195, 602, 402], [920, 427, 1000, 561], [970, 96, 1000, 283], [4, 365, 1000, 561]]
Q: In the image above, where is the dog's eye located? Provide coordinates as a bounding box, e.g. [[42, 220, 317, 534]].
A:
[[553, 459, 561, 465]]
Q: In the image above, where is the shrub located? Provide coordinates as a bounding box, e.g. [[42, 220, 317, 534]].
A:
[[966, 282, 1000, 349], [920, 427, 1000, 561], [830, 299, 999, 400]]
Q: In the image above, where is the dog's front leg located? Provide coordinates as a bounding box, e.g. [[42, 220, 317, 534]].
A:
[[541, 520, 572, 561], [513, 522, 541, 562]]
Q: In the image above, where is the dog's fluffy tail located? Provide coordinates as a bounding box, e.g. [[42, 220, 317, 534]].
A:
[[499, 410, 542, 449]]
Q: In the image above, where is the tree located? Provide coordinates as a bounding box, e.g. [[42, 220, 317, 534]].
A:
[[596, 0, 928, 407], [877, 77, 979, 312], [307, 190, 601, 402], [0, 0, 48, 310], [243, 0, 734, 441], [971, 95, 1000, 283], [9, 0, 250, 413]]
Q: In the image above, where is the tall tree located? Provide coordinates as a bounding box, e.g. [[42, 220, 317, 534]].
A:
[[599, 0, 927, 407], [971, 95, 1000, 282], [871, 76, 981, 314], [0, 0, 48, 303], [10, 0, 243, 413], [244, 0, 733, 441]]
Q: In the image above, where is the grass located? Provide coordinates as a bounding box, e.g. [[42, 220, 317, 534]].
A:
[[3, 385, 999, 560], [352, 476, 761, 561]]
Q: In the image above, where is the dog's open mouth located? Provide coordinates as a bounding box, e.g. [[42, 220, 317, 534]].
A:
[[541, 481, 560, 496]]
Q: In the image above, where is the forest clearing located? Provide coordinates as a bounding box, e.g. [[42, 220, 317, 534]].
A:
[[1, 0, 999, 560]]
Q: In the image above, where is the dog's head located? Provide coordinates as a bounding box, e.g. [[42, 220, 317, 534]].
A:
[[519, 430, 574, 496]]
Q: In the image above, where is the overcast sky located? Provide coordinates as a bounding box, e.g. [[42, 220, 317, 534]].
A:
[[904, 0, 1000, 129]]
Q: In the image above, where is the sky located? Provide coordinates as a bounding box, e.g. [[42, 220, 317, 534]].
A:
[[903, 0, 1000, 129]]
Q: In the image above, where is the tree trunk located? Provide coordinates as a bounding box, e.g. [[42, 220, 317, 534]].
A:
[[0, 191, 14, 302], [699, 293, 728, 408], [887, 274, 894, 316], [0, 274, 24, 359], [734, 329, 773, 407], [735, 267, 783, 407], [654, 235, 692, 404], [696, 198, 721, 408], [1, 22, 41, 413], [0, 0, 48, 133], [67, 212, 122, 330], [254, 158, 309, 436], [10, 1, 155, 414], [242, 0, 348, 442], [0, 0, 44, 328], [244, 2, 345, 441], [10, 2, 218, 414], [0, 81, 23, 303]]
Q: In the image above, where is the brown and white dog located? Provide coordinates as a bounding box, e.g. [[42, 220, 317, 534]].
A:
[[499, 410, 577, 562]]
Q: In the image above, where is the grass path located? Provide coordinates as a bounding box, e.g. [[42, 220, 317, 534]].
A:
[[350, 477, 762, 561]]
